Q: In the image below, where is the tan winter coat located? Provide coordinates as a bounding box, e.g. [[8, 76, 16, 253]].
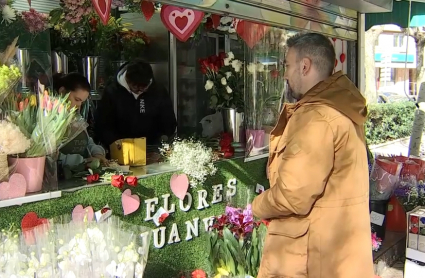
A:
[[252, 72, 374, 278]]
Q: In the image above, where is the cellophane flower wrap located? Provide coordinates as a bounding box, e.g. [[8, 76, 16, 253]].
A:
[[1, 85, 88, 158], [0, 37, 21, 106], [208, 204, 267, 278], [159, 138, 218, 186], [369, 155, 403, 201], [393, 156, 425, 211], [199, 51, 244, 112], [8, 213, 151, 277]]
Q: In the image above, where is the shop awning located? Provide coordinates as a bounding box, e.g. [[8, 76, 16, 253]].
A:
[[366, 0, 425, 30]]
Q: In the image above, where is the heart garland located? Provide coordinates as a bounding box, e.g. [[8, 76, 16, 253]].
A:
[[236, 20, 269, 49], [160, 5, 205, 42], [170, 173, 189, 200], [122, 189, 140, 215], [72, 204, 95, 222], [91, 0, 112, 25], [141, 0, 155, 22]]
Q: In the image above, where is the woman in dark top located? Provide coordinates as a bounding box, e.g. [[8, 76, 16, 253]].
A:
[[53, 73, 108, 167]]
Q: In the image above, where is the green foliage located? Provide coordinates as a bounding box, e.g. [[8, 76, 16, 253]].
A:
[[366, 101, 416, 145], [0, 157, 269, 278]]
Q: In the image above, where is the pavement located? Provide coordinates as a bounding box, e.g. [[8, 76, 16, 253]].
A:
[[377, 261, 404, 278]]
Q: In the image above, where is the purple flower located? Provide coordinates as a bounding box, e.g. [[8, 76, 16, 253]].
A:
[[243, 204, 253, 224], [225, 206, 242, 225]]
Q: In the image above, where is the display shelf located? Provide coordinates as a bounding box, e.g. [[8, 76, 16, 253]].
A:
[[0, 191, 62, 208]]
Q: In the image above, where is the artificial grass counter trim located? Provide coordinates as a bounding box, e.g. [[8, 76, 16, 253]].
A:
[[0, 157, 269, 278]]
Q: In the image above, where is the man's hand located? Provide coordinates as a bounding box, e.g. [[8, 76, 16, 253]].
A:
[[92, 154, 110, 166]]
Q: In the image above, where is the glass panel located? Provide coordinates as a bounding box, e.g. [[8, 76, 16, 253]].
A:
[[176, 34, 222, 137], [243, 26, 293, 159]]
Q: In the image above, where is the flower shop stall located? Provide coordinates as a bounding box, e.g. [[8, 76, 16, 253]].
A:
[[0, 0, 390, 277]]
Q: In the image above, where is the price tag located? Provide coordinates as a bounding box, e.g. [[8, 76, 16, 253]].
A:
[[370, 211, 385, 226]]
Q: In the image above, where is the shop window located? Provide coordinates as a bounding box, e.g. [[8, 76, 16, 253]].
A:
[[393, 34, 404, 48]]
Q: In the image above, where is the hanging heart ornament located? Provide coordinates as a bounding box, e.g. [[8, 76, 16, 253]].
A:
[[236, 20, 269, 49], [340, 53, 346, 63], [91, 0, 112, 25], [141, 0, 155, 21], [160, 5, 205, 42]]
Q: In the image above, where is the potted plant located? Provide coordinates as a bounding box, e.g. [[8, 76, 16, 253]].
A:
[[2, 87, 87, 192], [245, 62, 284, 151]]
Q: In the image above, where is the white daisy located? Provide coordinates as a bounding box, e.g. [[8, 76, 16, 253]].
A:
[[1, 5, 16, 25]]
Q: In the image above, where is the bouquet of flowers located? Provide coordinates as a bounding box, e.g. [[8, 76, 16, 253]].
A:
[[369, 155, 403, 201], [372, 232, 382, 252], [120, 29, 150, 61], [2, 87, 88, 157], [2, 212, 152, 277], [0, 37, 21, 105], [208, 204, 267, 278], [159, 138, 218, 186], [199, 52, 244, 112]]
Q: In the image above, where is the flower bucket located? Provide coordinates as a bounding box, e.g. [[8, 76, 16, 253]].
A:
[[221, 108, 244, 143], [9, 156, 46, 193], [369, 199, 389, 240], [246, 129, 265, 148]]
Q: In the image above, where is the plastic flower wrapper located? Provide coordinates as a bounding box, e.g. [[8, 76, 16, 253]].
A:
[[0, 225, 29, 277], [369, 156, 403, 201], [103, 216, 152, 278], [0, 37, 21, 106]]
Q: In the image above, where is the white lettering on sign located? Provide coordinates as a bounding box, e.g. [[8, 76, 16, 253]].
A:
[[370, 211, 386, 226], [146, 178, 239, 248]]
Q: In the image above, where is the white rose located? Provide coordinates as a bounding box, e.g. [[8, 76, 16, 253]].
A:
[[257, 63, 265, 72], [226, 86, 233, 94], [232, 60, 242, 72], [227, 52, 235, 60], [223, 58, 230, 66], [221, 77, 227, 85], [226, 72, 232, 79], [205, 80, 214, 90], [247, 63, 256, 74]]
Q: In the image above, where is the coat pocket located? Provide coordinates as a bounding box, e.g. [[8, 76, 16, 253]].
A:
[[262, 218, 310, 278]]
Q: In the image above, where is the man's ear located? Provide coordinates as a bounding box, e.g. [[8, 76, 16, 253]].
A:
[[301, 57, 312, 74]]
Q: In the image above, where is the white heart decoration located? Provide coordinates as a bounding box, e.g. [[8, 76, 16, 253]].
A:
[[168, 10, 195, 35]]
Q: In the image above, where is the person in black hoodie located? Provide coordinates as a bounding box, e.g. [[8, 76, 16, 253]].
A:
[[95, 60, 177, 149]]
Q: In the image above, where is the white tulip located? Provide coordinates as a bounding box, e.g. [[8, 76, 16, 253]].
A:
[[227, 52, 235, 60], [205, 80, 214, 90], [257, 63, 265, 72], [247, 63, 256, 74], [223, 58, 230, 66], [226, 72, 232, 79], [226, 86, 233, 94], [221, 77, 227, 85]]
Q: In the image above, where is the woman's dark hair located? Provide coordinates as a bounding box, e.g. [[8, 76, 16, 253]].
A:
[[53, 72, 91, 93], [125, 60, 154, 87]]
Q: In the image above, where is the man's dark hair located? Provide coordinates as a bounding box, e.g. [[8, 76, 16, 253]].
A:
[[125, 60, 154, 87], [286, 32, 336, 77]]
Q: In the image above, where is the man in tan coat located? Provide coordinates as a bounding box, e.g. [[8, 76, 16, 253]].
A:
[[252, 32, 374, 278]]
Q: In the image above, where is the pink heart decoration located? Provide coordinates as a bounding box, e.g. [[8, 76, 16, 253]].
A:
[[122, 189, 140, 215], [91, 0, 112, 25], [72, 205, 94, 222], [160, 5, 204, 42], [170, 173, 189, 200], [0, 173, 27, 200]]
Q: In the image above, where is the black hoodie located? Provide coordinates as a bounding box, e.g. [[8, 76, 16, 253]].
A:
[[95, 63, 177, 146]]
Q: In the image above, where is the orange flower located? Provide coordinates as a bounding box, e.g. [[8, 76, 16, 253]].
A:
[[191, 269, 206, 278]]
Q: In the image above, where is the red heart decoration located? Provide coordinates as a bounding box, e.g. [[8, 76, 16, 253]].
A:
[[236, 20, 269, 49], [160, 5, 204, 42], [340, 53, 346, 63], [211, 14, 221, 29], [21, 212, 49, 245], [91, 0, 112, 25], [141, 0, 155, 22], [332, 38, 337, 42], [21, 212, 48, 230]]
